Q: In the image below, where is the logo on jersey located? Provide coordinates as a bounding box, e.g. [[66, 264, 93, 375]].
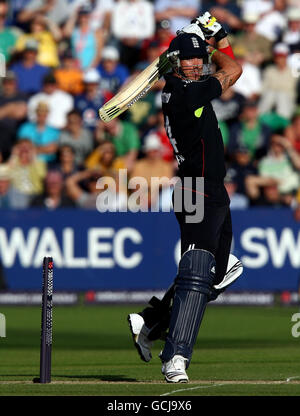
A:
[[165, 115, 185, 165], [191, 37, 200, 48], [194, 106, 204, 118], [162, 93, 171, 103]]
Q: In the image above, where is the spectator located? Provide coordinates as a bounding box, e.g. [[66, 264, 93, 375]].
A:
[[255, 0, 287, 42], [88, 0, 114, 33], [283, 7, 300, 54], [97, 46, 129, 94], [231, 12, 272, 66], [148, 19, 175, 56], [297, 188, 300, 205], [59, 110, 94, 166], [0, 163, 29, 208], [259, 110, 291, 133], [18, 0, 82, 26], [141, 19, 175, 59], [285, 11, 300, 87], [68, 167, 128, 212], [85, 140, 126, 177], [6, 0, 33, 27], [155, 19, 175, 53], [75, 68, 108, 130], [258, 134, 300, 195], [145, 39, 161, 64], [232, 45, 262, 99], [280, 189, 299, 208], [50, 145, 80, 179], [14, 13, 61, 68], [0, 70, 27, 158], [84, 141, 128, 211], [0, 149, 6, 164], [154, 0, 198, 35], [9, 138, 46, 197], [285, 113, 300, 154], [54, 50, 84, 96], [293, 203, 300, 222], [0, 0, 19, 62], [241, 0, 273, 17], [31, 169, 75, 208], [227, 145, 257, 195], [130, 133, 173, 210], [18, 101, 60, 162], [212, 86, 245, 128], [246, 179, 284, 207], [228, 99, 271, 160], [63, 4, 104, 70], [207, 0, 242, 33], [27, 72, 74, 129], [224, 169, 249, 209], [258, 43, 297, 120], [112, 0, 155, 70], [10, 38, 50, 95], [65, 169, 102, 209], [95, 118, 140, 172]]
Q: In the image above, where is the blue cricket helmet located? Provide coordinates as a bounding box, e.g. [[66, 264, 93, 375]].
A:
[[168, 32, 209, 60], [167, 32, 212, 81]]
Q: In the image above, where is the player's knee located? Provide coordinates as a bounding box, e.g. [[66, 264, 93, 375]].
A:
[[175, 249, 215, 296]]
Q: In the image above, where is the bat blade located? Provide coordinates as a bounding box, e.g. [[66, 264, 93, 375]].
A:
[[99, 51, 171, 123]]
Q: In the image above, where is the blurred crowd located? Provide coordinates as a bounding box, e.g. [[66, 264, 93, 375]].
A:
[[0, 0, 300, 213]]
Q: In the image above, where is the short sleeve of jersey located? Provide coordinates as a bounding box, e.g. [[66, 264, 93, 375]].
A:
[[184, 77, 222, 112], [17, 123, 34, 140]]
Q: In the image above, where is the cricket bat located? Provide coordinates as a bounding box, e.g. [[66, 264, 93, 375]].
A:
[[99, 50, 172, 123]]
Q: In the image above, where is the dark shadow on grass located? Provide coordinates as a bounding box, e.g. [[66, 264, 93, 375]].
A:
[[2, 374, 138, 382], [55, 374, 137, 382], [1, 374, 37, 378]]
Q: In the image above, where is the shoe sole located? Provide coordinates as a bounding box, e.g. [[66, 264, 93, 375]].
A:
[[127, 315, 151, 363], [165, 376, 188, 383]]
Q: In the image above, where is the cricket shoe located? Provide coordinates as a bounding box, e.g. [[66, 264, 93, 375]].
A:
[[161, 355, 189, 383], [214, 254, 243, 290], [127, 313, 153, 362]]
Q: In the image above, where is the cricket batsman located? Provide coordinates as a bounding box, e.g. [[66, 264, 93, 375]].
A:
[[128, 12, 243, 383]]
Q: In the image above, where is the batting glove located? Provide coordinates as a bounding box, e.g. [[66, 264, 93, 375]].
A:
[[192, 11, 227, 42], [176, 23, 206, 41]]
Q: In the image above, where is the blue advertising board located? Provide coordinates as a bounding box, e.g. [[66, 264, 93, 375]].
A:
[[0, 209, 299, 291]]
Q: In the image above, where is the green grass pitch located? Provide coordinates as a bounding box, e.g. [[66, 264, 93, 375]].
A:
[[0, 305, 300, 396]]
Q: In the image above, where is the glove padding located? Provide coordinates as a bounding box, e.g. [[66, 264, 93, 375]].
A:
[[192, 11, 227, 42], [176, 23, 206, 41]]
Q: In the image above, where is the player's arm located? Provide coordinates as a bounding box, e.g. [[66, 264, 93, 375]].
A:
[[91, 29, 105, 68], [155, 7, 196, 21], [35, 142, 58, 156], [209, 45, 242, 93], [62, 8, 78, 38], [245, 175, 279, 200], [194, 12, 242, 92], [66, 170, 100, 201], [179, 12, 242, 92], [18, 2, 53, 23]]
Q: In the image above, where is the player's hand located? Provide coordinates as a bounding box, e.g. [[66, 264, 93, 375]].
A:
[[176, 23, 206, 41], [192, 11, 227, 42]]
